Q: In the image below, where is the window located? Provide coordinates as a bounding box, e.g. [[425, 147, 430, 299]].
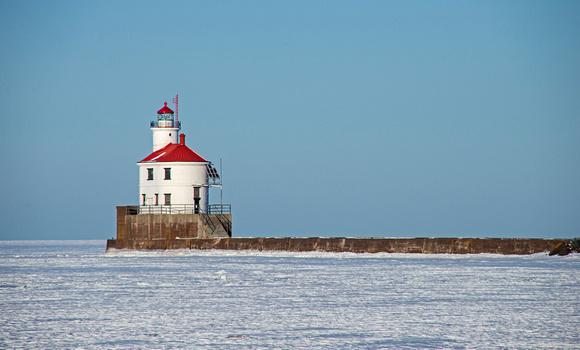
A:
[[164, 193, 171, 206], [142, 194, 146, 205], [155, 194, 159, 206], [164, 168, 171, 180], [147, 168, 153, 180]]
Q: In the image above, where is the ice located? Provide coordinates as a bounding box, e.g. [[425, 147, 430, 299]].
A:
[[1, 240, 579, 349]]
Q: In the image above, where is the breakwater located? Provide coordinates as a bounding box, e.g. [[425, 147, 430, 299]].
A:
[[106, 237, 564, 255]]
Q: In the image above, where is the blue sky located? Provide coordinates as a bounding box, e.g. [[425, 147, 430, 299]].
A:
[[1, 0, 578, 240]]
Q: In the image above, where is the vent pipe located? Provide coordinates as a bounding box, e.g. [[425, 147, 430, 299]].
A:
[[179, 134, 185, 145]]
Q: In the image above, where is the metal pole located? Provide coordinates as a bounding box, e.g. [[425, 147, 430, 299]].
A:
[[220, 158, 223, 207], [173, 94, 178, 128]]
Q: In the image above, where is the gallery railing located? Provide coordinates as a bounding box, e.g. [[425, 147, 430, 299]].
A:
[[150, 120, 182, 128], [129, 204, 231, 215]]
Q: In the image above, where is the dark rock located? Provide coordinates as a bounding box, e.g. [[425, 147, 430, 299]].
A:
[[549, 242, 571, 256]]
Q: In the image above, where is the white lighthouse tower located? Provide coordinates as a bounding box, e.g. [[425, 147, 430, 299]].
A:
[[151, 102, 180, 152], [137, 100, 222, 215]]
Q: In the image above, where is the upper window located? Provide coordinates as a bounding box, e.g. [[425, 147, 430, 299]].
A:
[[147, 168, 154, 180], [164, 168, 171, 180]]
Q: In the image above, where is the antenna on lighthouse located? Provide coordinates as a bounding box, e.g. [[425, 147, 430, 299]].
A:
[[172, 94, 179, 127]]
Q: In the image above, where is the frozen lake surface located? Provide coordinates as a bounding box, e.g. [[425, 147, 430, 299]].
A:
[[1, 240, 578, 349]]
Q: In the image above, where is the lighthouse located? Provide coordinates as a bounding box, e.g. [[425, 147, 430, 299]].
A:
[[137, 101, 220, 214], [111, 97, 231, 246]]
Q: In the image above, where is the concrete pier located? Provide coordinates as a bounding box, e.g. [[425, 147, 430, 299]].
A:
[[116, 206, 232, 239], [106, 237, 565, 255]]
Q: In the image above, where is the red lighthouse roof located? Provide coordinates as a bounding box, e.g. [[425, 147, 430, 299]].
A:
[[139, 142, 207, 163], [157, 102, 174, 114]]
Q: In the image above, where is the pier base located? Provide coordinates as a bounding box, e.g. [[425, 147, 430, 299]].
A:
[[106, 237, 565, 255]]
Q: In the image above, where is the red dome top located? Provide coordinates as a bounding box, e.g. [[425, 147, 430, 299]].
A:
[[157, 102, 174, 114]]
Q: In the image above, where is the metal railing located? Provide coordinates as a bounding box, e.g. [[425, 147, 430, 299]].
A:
[[128, 204, 231, 215], [202, 213, 217, 235], [150, 120, 182, 128], [136, 205, 199, 215], [216, 214, 232, 236]]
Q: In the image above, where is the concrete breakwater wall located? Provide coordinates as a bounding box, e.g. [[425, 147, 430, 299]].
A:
[[106, 237, 564, 255], [116, 206, 232, 239]]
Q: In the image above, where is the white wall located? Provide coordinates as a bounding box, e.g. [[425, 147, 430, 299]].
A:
[[151, 127, 179, 152], [138, 161, 209, 211]]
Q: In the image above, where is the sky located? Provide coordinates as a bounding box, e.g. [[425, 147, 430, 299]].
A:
[[1, 0, 579, 240]]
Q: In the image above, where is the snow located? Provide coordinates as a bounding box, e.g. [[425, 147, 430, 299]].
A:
[[1, 240, 578, 349]]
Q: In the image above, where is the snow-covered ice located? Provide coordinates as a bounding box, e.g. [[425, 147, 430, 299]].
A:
[[0, 240, 578, 349]]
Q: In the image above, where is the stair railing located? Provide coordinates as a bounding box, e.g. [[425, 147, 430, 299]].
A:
[[201, 213, 217, 236], [216, 214, 232, 237]]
